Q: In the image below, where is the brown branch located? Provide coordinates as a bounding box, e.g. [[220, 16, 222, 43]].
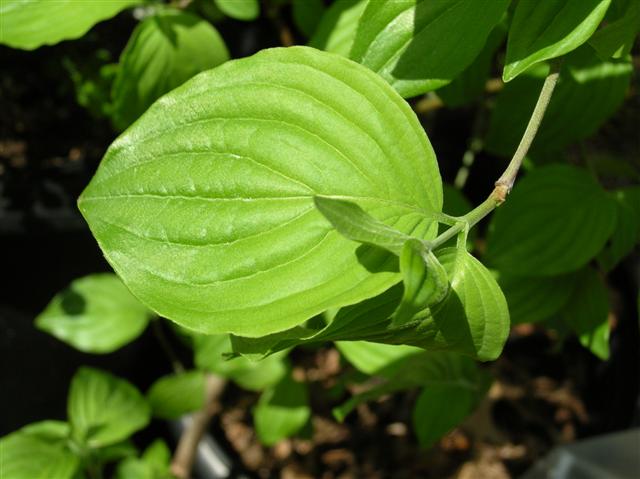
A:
[[170, 374, 227, 479]]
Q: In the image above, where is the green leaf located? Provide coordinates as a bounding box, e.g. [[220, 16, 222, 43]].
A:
[[141, 439, 171, 470], [0, 0, 140, 50], [19, 420, 70, 443], [336, 341, 423, 375], [589, 0, 640, 59], [486, 46, 633, 157], [437, 19, 507, 107], [392, 240, 449, 327], [503, 0, 612, 81], [314, 195, 413, 256], [253, 373, 311, 445], [194, 334, 287, 390], [35, 273, 151, 354], [79, 46, 443, 338], [68, 367, 150, 448], [309, 0, 368, 57], [293, 0, 325, 37], [233, 247, 509, 362], [0, 431, 79, 479], [412, 384, 477, 448], [334, 351, 489, 421], [147, 371, 205, 419], [349, 0, 509, 98], [114, 440, 171, 479], [111, 9, 229, 130], [214, 0, 259, 21], [559, 268, 611, 360], [598, 187, 640, 271], [486, 165, 617, 276], [498, 273, 579, 325]]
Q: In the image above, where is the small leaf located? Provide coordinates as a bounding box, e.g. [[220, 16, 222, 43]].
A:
[[314, 195, 413, 255], [79, 46, 443, 338], [392, 240, 449, 327], [349, 0, 509, 98], [293, 0, 325, 37], [147, 371, 205, 420], [309, 0, 368, 57], [35, 273, 151, 354], [0, 0, 139, 50], [486, 165, 617, 276], [598, 187, 640, 271], [503, 0, 612, 81], [111, 9, 229, 130], [253, 373, 311, 445], [68, 367, 150, 448], [141, 439, 171, 470], [336, 341, 423, 375], [559, 268, 611, 360], [0, 430, 79, 479], [486, 46, 632, 157], [589, 0, 640, 59], [412, 384, 477, 448], [498, 272, 579, 325], [194, 334, 287, 390], [214, 0, 259, 21]]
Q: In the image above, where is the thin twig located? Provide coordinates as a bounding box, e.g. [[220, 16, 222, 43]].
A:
[[170, 374, 227, 479], [430, 60, 563, 247]]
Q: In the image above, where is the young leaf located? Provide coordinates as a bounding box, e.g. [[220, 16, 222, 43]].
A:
[[498, 273, 579, 325], [141, 439, 171, 470], [336, 341, 423, 375], [146, 371, 205, 419], [79, 46, 443, 338], [412, 383, 479, 448], [589, 0, 640, 59], [194, 334, 287, 390], [111, 10, 229, 130], [349, 0, 509, 98], [0, 431, 79, 479], [293, 0, 325, 37], [486, 46, 632, 157], [486, 165, 617, 276], [309, 0, 368, 57], [214, 0, 259, 21], [314, 195, 413, 256], [597, 187, 640, 272], [559, 268, 611, 360], [0, 0, 140, 50], [35, 273, 152, 354], [503, 0, 612, 81], [253, 373, 311, 445], [68, 367, 150, 448], [114, 440, 170, 479], [392, 240, 449, 327]]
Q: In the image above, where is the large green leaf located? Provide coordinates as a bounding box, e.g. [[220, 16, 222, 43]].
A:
[[194, 334, 287, 390], [486, 46, 632, 157], [146, 371, 205, 419], [0, 0, 139, 50], [68, 367, 150, 448], [503, 0, 612, 81], [0, 431, 79, 479], [559, 268, 611, 360], [589, 0, 640, 59], [498, 273, 578, 325], [486, 165, 616, 276], [232, 247, 509, 362], [349, 0, 509, 98], [214, 0, 259, 21], [253, 373, 310, 445], [79, 46, 442, 337], [309, 0, 368, 57], [35, 273, 152, 354], [597, 187, 640, 272], [111, 9, 229, 130], [336, 341, 423, 375]]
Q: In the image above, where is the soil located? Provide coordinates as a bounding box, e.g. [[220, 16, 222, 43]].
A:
[[1, 9, 639, 479]]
